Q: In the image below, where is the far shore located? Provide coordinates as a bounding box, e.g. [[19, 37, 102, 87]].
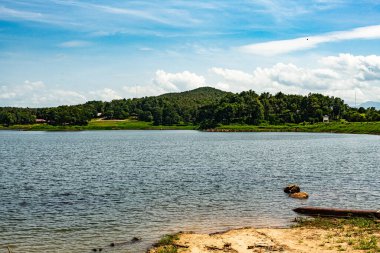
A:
[[1, 120, 380, 135], [148, 218, 380, 253]]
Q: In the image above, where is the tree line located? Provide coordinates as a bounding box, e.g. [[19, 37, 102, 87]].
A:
[[1, 87, 379, 128]]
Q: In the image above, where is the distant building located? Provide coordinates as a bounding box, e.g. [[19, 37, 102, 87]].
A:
[[35, 118, 46, 123], [97, 112, 102, 117], [323, 115, 329, 123]]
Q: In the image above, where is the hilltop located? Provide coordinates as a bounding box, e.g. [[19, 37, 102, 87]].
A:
[[160, 86, 229, 101], [158, 86, 230, 111]]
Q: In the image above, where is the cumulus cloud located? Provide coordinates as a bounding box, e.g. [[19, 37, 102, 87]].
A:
[[3, 55, 379, 107], [0, 70, 207, 107], [0, 80, 87, 107], [239, 25, 380, 56], [320, 54, 380, 81], [122, 85, 164, 98], [210, 54, 380, 104], [210, 67, 252, 83], [32, 90, 87, 106], [153, 70, 206, 92], [0, 86, 17, 99], [88, 88, 122, 101], [121, 70, 206, 98]]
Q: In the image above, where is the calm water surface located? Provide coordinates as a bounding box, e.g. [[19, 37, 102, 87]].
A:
[[0, 130, 379, 252]]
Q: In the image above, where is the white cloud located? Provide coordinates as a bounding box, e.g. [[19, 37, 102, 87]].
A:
[[59, 40, 91, 48], [121, 70, 207, 99], [210, 67, 252, 84], [32, 90, 86, 106], [0, 6, 43, 20], [88, 88, 122, 101], [50, 0, 201, 29], [139, 47, 154, 51], [239, 25, 380, 56], [153, 70, 206, 92], [2, 55, 379, 107], [0, 70, 206, 107], [254, 0, 309, 21], [210, 54, 380, 104], [0, 80, 45, 100], [0, 5, 80, 28], [320, 54, 380, 81], [0, 80, 87, 107], [122, 85, 163, 98], [0, 86, 16, 99], [89, 4, 172, 25], [253, 63, 331, 90]]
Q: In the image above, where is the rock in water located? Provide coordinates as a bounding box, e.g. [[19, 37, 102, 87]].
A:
[[131, 237, 141, 242], [290, 192, 309, 199], [283, 184, 300, 194]]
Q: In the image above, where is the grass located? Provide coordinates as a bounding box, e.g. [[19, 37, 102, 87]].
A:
[[294, 217, 380, 230], [156, 246, 177, 253], [156, 234, 180, 247], [85, 119, 196, 130], [152, 234, 180, 253], [295, 217, 380, 252], [216, 121, 380, 135], [0, 119, 197, 131], [355, 236, 378, 251], [1, 119, 379, 134]]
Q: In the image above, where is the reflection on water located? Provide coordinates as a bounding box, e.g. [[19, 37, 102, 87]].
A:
[[0, 130, 379, 252]]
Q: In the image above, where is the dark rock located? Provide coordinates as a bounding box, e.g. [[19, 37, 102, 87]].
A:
[[284, 184, 300, 194], [131, 237, 141, 242], [223, 243, 231, 249], [110, 242, 115, 247]]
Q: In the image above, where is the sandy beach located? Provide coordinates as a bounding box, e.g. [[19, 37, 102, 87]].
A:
[[148, 220, 380, 253]]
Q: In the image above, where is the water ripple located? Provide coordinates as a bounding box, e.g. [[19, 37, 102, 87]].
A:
[[0, 131, 379, 252]]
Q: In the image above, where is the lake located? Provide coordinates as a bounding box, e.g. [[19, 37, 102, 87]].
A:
[[0, 130, 379, 252]]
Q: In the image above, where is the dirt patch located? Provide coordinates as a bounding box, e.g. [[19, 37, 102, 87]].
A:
[[148, 224, 380, 253]]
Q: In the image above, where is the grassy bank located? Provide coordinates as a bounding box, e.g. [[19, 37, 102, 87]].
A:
[[293, 217, 380, 252], [1, 120, 379, 134], [215, 121, 380, 135], [0, 119, 197, 131]]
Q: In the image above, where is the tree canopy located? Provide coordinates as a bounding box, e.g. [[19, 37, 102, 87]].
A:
[[1, 87, 379, 127]]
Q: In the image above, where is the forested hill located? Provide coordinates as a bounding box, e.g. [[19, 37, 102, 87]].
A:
[[159, 86, 229, 101], [0, 87, 379, 128], [0, 87, 229, 126], [159, 86, 230, 111]]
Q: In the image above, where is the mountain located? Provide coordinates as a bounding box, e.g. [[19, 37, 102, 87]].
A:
[[359, 101, 380, 109]]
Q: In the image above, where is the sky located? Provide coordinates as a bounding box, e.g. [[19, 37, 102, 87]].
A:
[[1, 0, 380, 107]]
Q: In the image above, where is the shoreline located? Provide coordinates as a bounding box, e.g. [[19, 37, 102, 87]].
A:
[[0, 121, 379, 135], [148, 218, 380, 253], [1, 128, 379, 135]]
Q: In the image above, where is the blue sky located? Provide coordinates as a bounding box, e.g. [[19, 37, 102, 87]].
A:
[[1, 0, 380, 107]]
